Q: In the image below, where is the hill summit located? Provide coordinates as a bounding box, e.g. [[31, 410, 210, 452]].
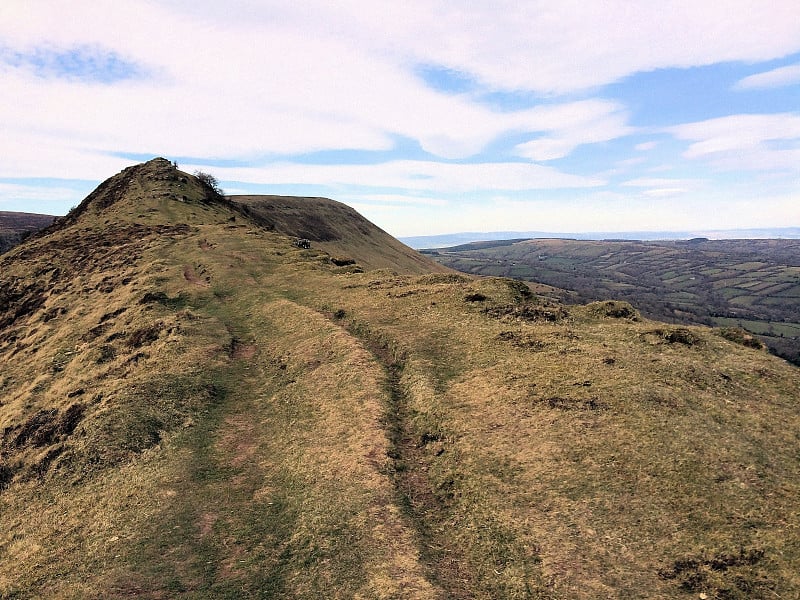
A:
[[1, 158, 799, 598]]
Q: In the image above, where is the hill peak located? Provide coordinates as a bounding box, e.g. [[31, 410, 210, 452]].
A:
[[16, 158, 445, 275], [59, 157, 203, 224]]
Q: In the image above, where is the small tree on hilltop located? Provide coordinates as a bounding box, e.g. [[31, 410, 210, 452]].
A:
[[193, 170, 225, 200]]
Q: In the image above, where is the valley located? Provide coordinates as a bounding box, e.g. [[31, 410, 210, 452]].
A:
[[0, 211, 56, 254], [426, 238, 800, 365]]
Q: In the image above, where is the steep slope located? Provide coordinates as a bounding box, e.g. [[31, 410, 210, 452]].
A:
[[231, 194, 448, 274], [1, 158, 799, 599]]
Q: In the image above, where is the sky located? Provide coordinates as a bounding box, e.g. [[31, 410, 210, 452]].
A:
[[1, 1, 799, 237]]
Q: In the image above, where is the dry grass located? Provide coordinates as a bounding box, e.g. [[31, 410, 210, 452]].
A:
[[1, 159, 799, 598]]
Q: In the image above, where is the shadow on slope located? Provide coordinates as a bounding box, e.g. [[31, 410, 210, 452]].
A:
[[231, 195, 448, 275]]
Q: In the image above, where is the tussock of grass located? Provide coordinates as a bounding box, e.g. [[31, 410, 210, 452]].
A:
[[717, 326, 767, 350], [586, 300, 639, 320]]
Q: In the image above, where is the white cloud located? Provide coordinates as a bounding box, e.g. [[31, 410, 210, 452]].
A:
[[0, 182, 89, 214], [343, 193, 450, 207], [0, 131, 135, 179], [185, 160, 605, 193], [621, 178, 700, 187], [0, 2, 638, 173], [668, 113, 800, 171], [408, 188, 798, 237], [734, 63, 800, 90], [1, 1, 798, 235], [635, 141, 658, 151], [621, 177, 700, 199], [0, 183, 81, 203], [514, 101, 634, 161], [277, 0, 800, 94], [3, 1, 796, 181], [640, 188, 687, 198]]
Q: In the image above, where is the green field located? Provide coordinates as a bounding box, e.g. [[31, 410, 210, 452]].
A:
[[427, 238, 800, 365]]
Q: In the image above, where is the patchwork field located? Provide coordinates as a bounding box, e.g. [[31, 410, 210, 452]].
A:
[[426, 238, 800, 365]]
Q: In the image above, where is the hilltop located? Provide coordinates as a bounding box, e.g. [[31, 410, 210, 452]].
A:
[[1, 158, 799, 599], [230, 194, 446, 274]]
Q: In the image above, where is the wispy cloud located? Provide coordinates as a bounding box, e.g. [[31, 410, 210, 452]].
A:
[[621, 178, 701, 187], [0, 44, 147, 83], [0, 182, 82, 203], [620, 177, 700, 199], [640, 188, 687, 198], [344, 193, 450, 207], [185, 160, 605, 194], [514, 105, 634, 161], [306, 0, 800, 95], [0, 1, 798, 233], [668, 113, 800, 171], [734, 63, 800, 90]]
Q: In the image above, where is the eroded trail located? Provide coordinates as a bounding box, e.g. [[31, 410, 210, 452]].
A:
[[326, 312, 476, 600], [117, 295, 440, 598]]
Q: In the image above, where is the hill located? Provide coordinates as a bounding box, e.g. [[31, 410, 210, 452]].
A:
[[230, 195, 447, 274], [0, 211, 57, 254], [401, 228, 800, 249], [427, 237, 800, 365], [1, 158, 799, 599]]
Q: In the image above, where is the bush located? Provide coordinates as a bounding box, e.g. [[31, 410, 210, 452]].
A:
[[649, 327, 701, 346], [193, 170, 225, 199], [588, 300, 639, 320]]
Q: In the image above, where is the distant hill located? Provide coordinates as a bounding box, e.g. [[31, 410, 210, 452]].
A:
[[2, 158, 799, 598], [230, 195, 447, 274], [429, 237, 800, 364], [401, 227, 800, 249], [0, 211, 57, 254]]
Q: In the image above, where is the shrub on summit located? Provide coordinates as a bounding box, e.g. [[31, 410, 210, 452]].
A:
[[193, 170, 225, 201]]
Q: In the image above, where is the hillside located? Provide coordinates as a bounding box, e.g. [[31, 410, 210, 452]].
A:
[[0, 211, 57, 254], [231, 195, 447, 274], [427, 237, 800, 365], [1, 158, 799, 599]]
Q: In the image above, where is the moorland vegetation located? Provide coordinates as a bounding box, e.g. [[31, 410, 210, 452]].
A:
[[1, 158, 799, 598]]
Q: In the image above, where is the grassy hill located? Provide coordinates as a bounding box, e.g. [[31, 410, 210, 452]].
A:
[[230, 195, 448, 274], [0, 211, 57, 254], [426, 238, 800, 365], [1, 159, 799, 598]]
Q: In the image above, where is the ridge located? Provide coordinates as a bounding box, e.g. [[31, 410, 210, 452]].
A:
[[1, 160, 799, 598]]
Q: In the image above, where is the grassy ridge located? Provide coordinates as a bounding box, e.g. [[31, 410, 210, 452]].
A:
[[2, 159, 799, 598], [298, 271, 800, 598]]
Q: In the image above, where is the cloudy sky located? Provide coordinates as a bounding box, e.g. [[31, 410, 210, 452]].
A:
[[1, 1, 799, 237]]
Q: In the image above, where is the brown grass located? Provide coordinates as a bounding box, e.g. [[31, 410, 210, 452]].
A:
[[1, 159, 799, 598]]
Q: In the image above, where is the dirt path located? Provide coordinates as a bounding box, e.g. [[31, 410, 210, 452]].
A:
[[327, 312, 476, 599], [114, 296, 441, 598]]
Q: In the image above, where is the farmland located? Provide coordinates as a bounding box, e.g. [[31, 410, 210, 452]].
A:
[[426, 238, 800, 364]]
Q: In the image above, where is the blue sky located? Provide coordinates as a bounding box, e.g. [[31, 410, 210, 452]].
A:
[[1, 1, 798, 236]]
